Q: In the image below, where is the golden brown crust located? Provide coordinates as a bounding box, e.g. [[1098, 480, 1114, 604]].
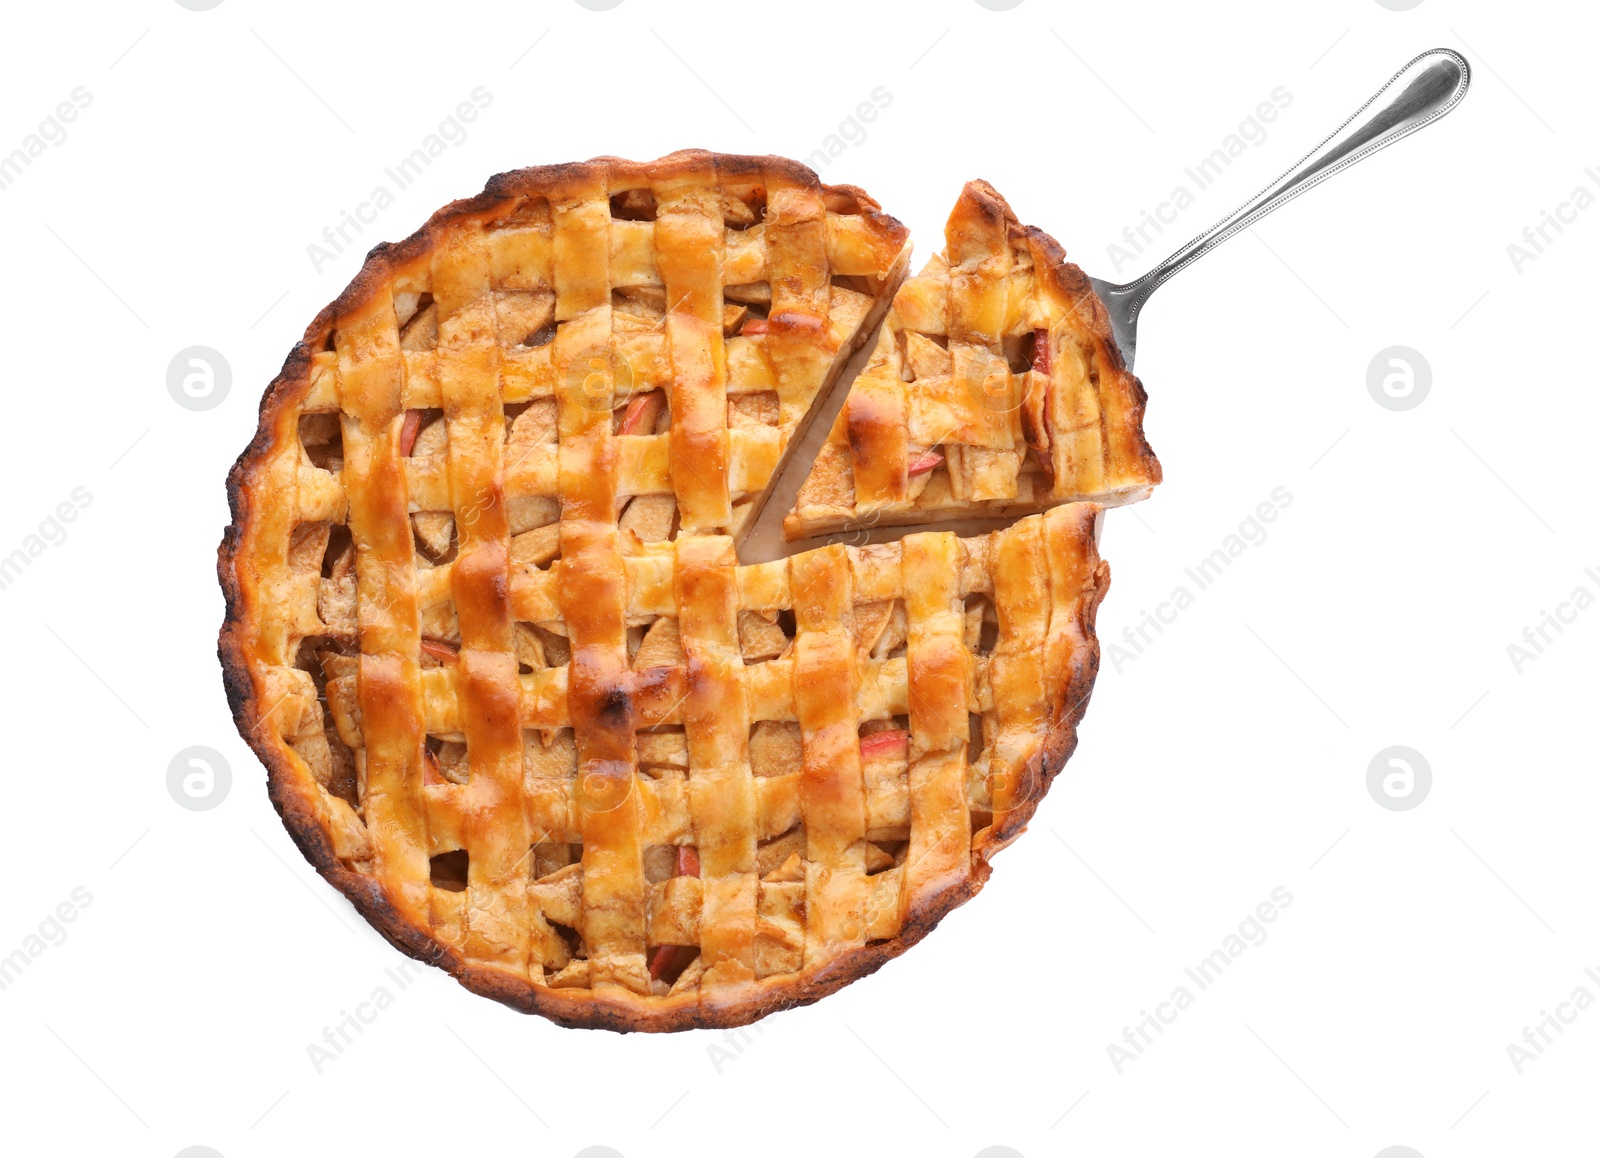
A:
[[219, 153, 1112, 1032]]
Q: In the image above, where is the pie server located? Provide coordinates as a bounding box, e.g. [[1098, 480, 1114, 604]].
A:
[[748, 48, 1470, 558], [1090, 47, 1470, 370]]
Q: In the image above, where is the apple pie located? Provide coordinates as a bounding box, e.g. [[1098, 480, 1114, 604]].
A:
[[786, 179, 1160, 539], [219, 152, 1135, 1031]]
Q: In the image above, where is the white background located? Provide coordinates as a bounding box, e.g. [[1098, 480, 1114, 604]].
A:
[[2, 1, 1595, 1155]]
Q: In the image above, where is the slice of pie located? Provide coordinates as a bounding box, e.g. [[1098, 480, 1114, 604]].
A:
[[220, 153, 1121, 1031], [785, 179, 1161, 540]]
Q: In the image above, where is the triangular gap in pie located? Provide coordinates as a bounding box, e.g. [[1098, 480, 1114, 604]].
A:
[[784, 179, 1161, 540], [219, 153, 1118, 1031]]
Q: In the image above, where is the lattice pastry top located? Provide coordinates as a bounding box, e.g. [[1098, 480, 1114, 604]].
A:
[[220, 153, 1125, 1031], [785, 179, 1161, 540]]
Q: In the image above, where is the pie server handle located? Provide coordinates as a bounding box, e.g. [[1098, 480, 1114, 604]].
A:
[[1091, 47, 1471, 369]]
